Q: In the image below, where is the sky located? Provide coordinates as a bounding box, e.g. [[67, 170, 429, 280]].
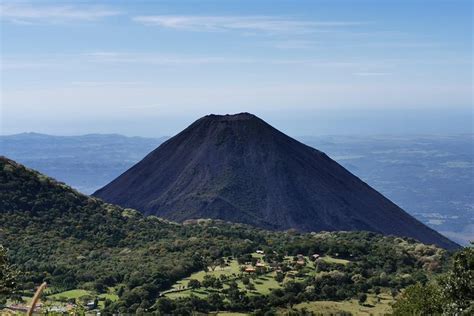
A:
[[0, 0, 472, 136]]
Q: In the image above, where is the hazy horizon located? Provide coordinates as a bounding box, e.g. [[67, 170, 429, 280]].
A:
[[2, 107, 473, 137]]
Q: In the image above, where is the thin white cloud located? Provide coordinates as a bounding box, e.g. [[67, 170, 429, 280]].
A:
[[1, 52, 392, 72], [84, 52, 258, 65], [84, 51, 368, 68], [0, 3, 120, 23], [132, 15, 365, 33], [271, 40, 318, 49], [0, 60, 56, 70], [70, 81, 148, 86], [354, 72, 392, 76]]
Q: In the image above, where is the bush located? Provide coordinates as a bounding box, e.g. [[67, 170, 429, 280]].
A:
[[188, 279, 201, 289], [358, 293, 367, 305]]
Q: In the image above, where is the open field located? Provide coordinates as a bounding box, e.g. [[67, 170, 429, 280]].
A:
[[165, 254, 282, 299], [98, 293, 119, 301], [170, 259, 241, 289], [165, 254, 351, 300], [284, 255, 350, 266], [48, 289, 91, 300], [235, 272, 282, 295], [319, 256, 350, 265], [37, 288, 120, 310], [166, 288, 211, 299], [165, 272, 282, 299], [289, 293, 394, 315]]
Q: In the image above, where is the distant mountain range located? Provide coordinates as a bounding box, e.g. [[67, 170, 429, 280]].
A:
[[1, 130, 472, 246], [93, 113, 459, 249]]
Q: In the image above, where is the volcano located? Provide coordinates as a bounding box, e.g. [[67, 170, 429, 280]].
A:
[[94, 113, 458, 249]]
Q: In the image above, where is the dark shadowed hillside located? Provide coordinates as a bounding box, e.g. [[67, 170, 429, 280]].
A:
[[94, 113, 458, 250]]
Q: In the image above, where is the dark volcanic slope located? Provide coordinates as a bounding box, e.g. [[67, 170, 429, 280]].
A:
[[94, 113, 458, 249]]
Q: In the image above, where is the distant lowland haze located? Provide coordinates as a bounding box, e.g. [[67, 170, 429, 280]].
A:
[[1, 132, 472, 246]]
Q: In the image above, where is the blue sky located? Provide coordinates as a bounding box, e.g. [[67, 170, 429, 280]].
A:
[[1, 0, 472, 136]]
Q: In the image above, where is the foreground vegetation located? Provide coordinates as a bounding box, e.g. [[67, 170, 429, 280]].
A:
[[1, 157, 471, 315], [392, 245, 473, 315]]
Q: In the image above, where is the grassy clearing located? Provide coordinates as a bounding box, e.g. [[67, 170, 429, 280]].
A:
[[48, 289, 91, 300], [45, 288, 118, 309], [98, 292, 119, 309], [166, 267, 283, 299], [98, 293, 119, 301], [289, 293, 393, 315], [165, 254, 351, 301], [165, 288, 213, 299], [284, 255, 350, 266], [235, 272, 282, 295], [319, 256, 351, 265], [171, 260, 241, 289], [252, 253, 264, 260]]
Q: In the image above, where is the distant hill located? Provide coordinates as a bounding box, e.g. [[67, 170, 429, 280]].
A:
[[94, 113, 459, 250]]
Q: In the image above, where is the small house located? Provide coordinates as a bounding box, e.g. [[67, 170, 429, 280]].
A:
[[245, 266, 256, 273], [86, 300, 97, 310]]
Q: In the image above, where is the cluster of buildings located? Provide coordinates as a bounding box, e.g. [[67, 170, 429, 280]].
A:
[[295, 253, 321, 266]]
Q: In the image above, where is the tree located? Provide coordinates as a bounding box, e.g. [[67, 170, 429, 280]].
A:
[[275, 272, 285, 283], [358, 293, 367, 305], [155, 297, 175, 315], [392, 245, 474, 316], [207, 258, 222, 272], [439, 245, 473, 315], [94, 280, 106, 293], [188, 279, 201, 289], [213, 279, 223, 290], [208, 293, 224, 310], [392, 283, 444, 315], [202, 275, 217, 288], [117, 286, 125, 297], [218, 258, 227, 270], [0, 245, 18, 305], [246, 283, 256, 291]]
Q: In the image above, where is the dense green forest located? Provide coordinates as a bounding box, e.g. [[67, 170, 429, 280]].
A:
[[0, 157, 470, 315]]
